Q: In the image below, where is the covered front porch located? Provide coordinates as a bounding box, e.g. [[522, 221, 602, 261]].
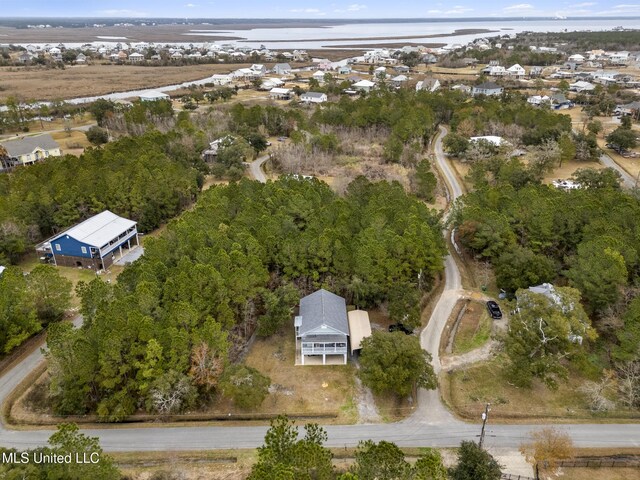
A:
[[296, 334, 348, 366]]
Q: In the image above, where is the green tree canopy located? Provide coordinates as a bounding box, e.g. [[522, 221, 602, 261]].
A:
[[220, 364, 271, 410], [27, 264, 72, 324], [359, 331, 437, 397], [449, 441, 502, 480], [350, 440, 411, 480], [505, 286, 596, 388], [606, 127, 637, 151], [249, 416, 334, 480]]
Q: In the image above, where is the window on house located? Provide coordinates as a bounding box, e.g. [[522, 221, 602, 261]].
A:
[[55, 244, 61, 251], [81, 246, 87, 254]]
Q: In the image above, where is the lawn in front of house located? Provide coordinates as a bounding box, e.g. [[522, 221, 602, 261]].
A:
[[18, 252, 121, 307], [237, 324, 358, 423]]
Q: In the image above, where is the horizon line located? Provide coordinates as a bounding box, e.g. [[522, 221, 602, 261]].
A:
[[3, 15, 640, 20]]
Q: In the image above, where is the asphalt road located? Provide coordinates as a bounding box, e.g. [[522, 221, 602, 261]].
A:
[[0, 128, 639, 452], [434, 125, 464, 202], [600, 153, 637, 189], [0, 123, 96, 141], [248, 154, 270, 183]]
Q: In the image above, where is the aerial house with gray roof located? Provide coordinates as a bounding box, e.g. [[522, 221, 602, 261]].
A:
[[36, 210, 138, 271], [1, 134, 61, 166], [295, 289, 350, 365]]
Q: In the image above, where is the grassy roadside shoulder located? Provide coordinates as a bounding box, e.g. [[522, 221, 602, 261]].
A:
[[440, 355, 640, 424]]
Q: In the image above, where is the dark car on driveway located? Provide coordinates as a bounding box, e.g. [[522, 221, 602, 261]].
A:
[[486, 300, 502, 319], [389, 323, 413, 335]]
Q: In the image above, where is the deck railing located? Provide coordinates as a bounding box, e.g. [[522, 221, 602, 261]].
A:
[[301, 345, 347, 355]]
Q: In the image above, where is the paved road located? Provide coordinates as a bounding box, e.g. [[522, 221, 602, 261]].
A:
[[410, 125, 465, 425], [247, 154, 270, 183], [0, 123, 96, 141], [600, 153, 637, 189], [433, 125, 464, 203], [0, 127, 639, 452]]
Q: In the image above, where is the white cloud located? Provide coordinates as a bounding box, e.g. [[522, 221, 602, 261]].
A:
[[428, 5, 474, 14], [97, 9, 149, 17], [503, 3, 535, 11], [448, 5, 474, 13], [596, 3, 640, 14], [185, 3, 198, 6], [347, 3, 368, 11], [289, 7, 322, 13]]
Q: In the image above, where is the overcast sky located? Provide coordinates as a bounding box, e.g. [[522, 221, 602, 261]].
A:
[[4, 1, 638, 18]]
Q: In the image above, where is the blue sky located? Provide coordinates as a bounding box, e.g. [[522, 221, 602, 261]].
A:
[[4, 1, 639, 18]]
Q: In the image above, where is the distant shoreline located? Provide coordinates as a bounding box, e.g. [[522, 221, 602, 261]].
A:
[[237, 28, 497, 44]]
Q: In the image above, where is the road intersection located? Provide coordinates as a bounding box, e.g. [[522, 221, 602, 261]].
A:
[[0, 127, 638, 452]]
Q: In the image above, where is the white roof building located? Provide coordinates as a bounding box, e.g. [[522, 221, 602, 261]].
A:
[[470, 136, 506, 146], [57, 211, 136, 249], [139, 91, 170, 101]]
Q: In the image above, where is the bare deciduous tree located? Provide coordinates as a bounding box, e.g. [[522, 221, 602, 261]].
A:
[[579, 371, 616, 412], [150, 372, 195, 414], [188, 342, 224, 390], [616, 360, 640, 409]]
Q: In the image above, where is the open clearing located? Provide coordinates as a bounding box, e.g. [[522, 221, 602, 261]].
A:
[[442, 356, 640, 423], [0, 64, 249, 101]]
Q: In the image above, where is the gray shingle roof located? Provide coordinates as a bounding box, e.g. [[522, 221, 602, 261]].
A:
[[301, 92, 326, 98], [475, 82, 502, 90], [298, 289, 349, 336], [2, 134, 59, 157]]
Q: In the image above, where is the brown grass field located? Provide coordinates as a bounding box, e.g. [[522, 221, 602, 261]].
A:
[[0, 63, 249, 101], [558, 468, 640, 479], [442, 355, 640, 423]]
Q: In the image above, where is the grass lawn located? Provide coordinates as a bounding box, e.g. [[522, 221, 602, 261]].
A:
[[50, 129, 92, 156], [442, 355, 640, 422], [558, 468, 640, 479], [114, 450, 256, 480], [19, 253, 113, 307], [541, 158, 605, 184], [240, 324, 358, 424], [452, 301, 492, 355]]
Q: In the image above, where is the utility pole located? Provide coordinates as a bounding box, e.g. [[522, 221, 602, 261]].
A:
[[479, 403, 491, 449]]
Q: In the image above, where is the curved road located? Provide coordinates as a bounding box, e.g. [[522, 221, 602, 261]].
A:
[[0, 128, 639, 451], [248, 154, 270, 183]]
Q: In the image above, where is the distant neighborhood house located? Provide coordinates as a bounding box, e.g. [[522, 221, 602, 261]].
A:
[[139, 91, 170, 101], [0, 134, 61, 167], [272, 63, 292, 75], [470, 136, 506, 147], [36, 210, 139, 271], [300, 92, 328, 103], [269, 87, 292, 100], [416, 78, 440, 92], [472, 82, 504, 97]]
